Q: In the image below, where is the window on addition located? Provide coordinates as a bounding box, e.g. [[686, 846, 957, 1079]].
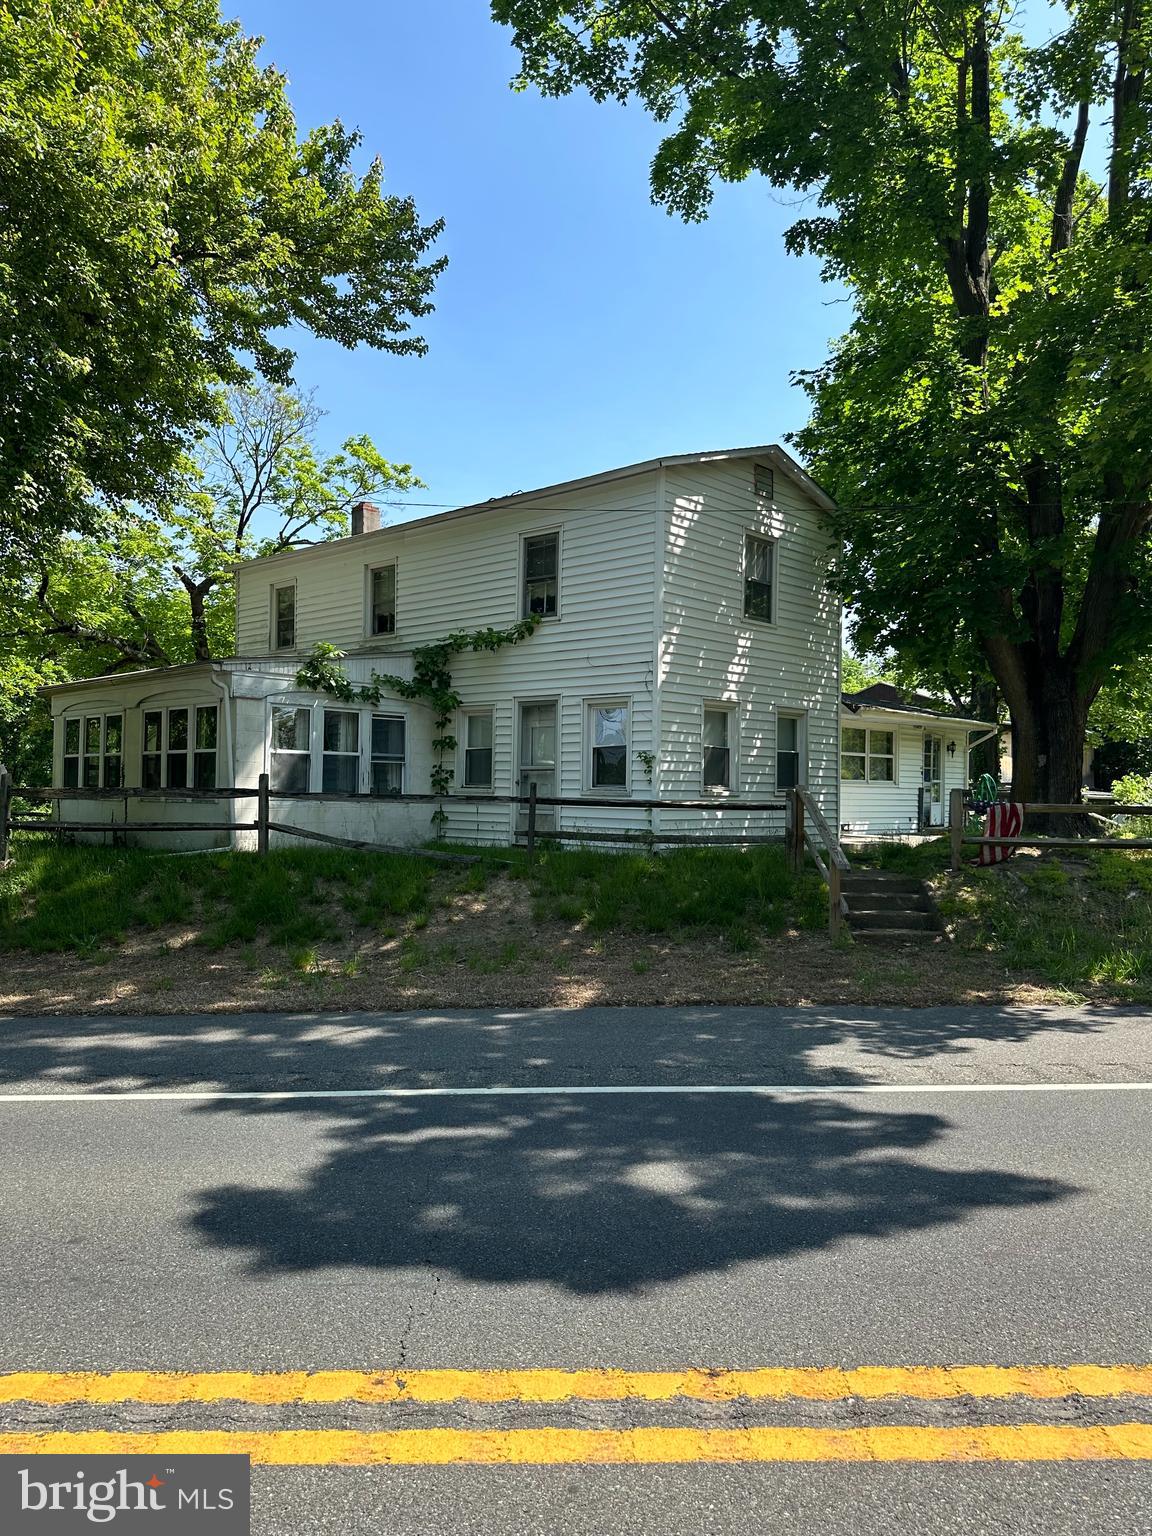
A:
[[322, 709, 360, 793], [270, 706, 311, 794], [371, 715, 406, 795], [63, 714, 122, 789]]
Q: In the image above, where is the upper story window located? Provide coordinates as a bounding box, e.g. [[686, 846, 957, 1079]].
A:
[[462, 709, 494, 789], [273, 583, 296, 650], [63, 713, 122, 789], [743, 533, 775, 623], [702, 706, 733, 789], [588, 701, 629, 789], [523, 532, 559, 618], [841, 726, 895, 782], [369, 564, 396, 636], [142, 706, 218, 790], [754, 462, 775, 501]]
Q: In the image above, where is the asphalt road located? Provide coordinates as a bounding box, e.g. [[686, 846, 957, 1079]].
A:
[[0, 1004, 1149, 1534]]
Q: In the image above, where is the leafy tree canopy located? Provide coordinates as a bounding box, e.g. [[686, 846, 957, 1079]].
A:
[[495, 0, 1152, 805], [0, 0, 444, 558]]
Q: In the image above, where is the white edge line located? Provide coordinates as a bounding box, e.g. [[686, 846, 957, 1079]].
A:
[[0, 1083, 1147, 1101]]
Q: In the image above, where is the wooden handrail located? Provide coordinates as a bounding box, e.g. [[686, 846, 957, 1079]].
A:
[[796, 786, 851, 874]]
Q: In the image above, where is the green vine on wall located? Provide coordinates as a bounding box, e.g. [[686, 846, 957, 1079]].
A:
[[295, 616, 541, 835]]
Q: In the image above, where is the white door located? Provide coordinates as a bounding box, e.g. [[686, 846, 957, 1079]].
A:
[[923, 734, 944, 826], [518, 702, 557, 832]]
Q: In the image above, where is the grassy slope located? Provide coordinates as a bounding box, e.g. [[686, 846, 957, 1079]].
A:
[[0, 841, 825, 957]]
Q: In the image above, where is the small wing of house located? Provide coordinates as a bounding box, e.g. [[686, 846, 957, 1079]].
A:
[[839, 683, 999, 837]]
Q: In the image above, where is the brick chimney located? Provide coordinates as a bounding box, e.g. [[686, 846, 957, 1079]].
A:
[[350, 501, 381, 536]]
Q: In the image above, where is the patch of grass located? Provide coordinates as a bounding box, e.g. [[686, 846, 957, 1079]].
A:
[[519, 845, 823, 938], [850, 838, 953, 876], [942, 849, 1152, 989], [0, 843, 454, 954]]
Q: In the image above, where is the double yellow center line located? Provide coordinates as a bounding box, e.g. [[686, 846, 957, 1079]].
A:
[[1, 1366, 1150, 1464]]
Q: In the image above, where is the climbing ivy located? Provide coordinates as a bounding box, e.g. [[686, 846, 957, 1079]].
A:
[[296, 616, 541, 834]]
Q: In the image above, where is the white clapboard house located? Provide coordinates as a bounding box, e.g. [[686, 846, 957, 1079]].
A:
[[42, 445, 993, 847]]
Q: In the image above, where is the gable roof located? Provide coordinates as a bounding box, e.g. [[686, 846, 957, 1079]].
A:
[[842, 682, 996, 727], [232, 444, 835, 571]]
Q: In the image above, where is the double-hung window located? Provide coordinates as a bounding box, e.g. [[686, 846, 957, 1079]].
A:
[[523, 532, 559, 618], [743, 533, 774, 622], [273, 583, 296, 650], [370, 715, 405, 795], [841, 726, 895, 782], [462, 710, 494, 789], [270, 706, 311, 793], [588, 702, 629, 789], [754, 462, 775, 501], [776, 713, 804, 789], [702, 707, 733, 789], [369, 565, 396, 635], [322, 709, 360, 793], [139, 706, 217, 789], [64, 714, 122, 788]]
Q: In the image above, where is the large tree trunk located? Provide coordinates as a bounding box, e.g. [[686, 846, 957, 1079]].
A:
[[992, 655, 1091, 832]]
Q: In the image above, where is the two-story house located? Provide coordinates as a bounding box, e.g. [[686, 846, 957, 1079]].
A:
[[44, 445, 851, 848]]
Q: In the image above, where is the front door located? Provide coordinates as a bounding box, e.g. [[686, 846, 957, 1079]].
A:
[[518, 701, 557, 833], [922, 734, 944, 826]]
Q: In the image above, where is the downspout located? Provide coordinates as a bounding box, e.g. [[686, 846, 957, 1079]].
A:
[[209, 665, 237, 849]]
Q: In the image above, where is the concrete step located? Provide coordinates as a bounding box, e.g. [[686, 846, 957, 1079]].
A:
[[845, 891, 935, 914], [847, 909, 939, 932], [851, 927, 946, 946], [841, 873, 925, 895]]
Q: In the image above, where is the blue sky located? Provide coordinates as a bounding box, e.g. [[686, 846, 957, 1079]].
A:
[[233, 1, 842, 518]]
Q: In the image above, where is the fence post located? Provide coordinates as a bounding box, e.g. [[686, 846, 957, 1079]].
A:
[[0, 764, 10, 865], [525, 782, 537, 859], [257, 772, 270, 855], [828, 858, 842, 939], [949, 786, 965, 872], [787, 787, 805, 872]]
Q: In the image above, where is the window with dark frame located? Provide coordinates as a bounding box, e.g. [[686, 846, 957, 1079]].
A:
[[142, 711, 162, 788], [702, 707, 732, 789], [463, 711, 494, 789], [193, 706, 218, 789], [322, 709, 360, 793], [62, 718, 81, 787], [776, 714, 802, 789], [83, 715, 101, 787], [589, 703, 628, 788], [370, 565, 396, 635], [63, 714, 122, 789], [103, 714, 123, 789], [273, 583, 296, 649], [166, 708, 189, 789], [370, 714, 405, 795], [754, 462, 775, 500], [270, 706, 311, 793], [523, 532, 559, 618], [743, 533, 774, 622]]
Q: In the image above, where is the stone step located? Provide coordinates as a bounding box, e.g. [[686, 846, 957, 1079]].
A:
[[847, 909, 939, 932]]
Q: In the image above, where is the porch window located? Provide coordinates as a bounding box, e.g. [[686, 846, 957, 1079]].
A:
[[841, 726, 895, 782], [273, 583, 296, 650], [370, 714, 405, 795], [193, 705, 218, 790], [166, 709, 190, 789], [589, 702, 629, 789], [62, 718, 81, 788], [743, 533, 774, 622], [523, 532, 559, 618], [369, 565, 396, 635], [322, 710, 359, 793], [270, 706, 311, 793], [462, 710, 494, 789], [142, 711, 162, 788], [103, 714, 123, 789], [83, 715, 102, 787], [777, 713, 804, 789], [702, 707, 732, 789]]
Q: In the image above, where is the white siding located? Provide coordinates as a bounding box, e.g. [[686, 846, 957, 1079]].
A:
[[234, 474, 662, 845], [657, 458, 840, 840]]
